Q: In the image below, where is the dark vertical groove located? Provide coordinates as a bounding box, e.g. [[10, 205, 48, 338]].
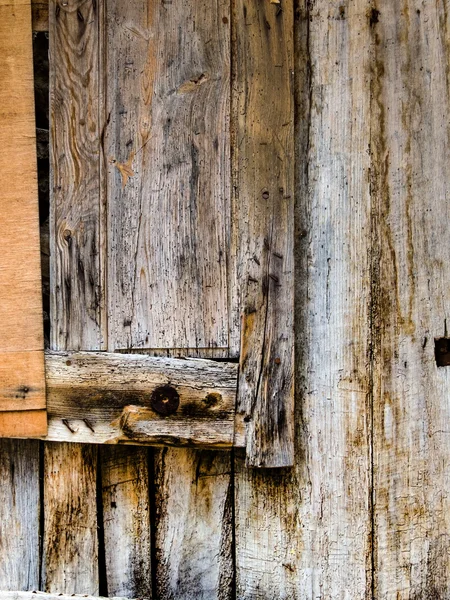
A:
[[38, 442, 45, 591], [96, 448, 108, 596], [148, 448, 158, 599]]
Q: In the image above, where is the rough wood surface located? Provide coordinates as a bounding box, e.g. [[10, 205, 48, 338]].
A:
[[42, 443, 98, 594], [105, 0, 231, 354], [235, 0, 372, 595], [232, 0, 295, 467], [100, 446, 152, 598], [46, 0, 101, 593], [371, 2, 450, 597], [0, 440, 40, 590], [0, 594, 127, 600], [32, 0, 48, 31], [41, 351, 239, 448], [0, 0, 46, 436]]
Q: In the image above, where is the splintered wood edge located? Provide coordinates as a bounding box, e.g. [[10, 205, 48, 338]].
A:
[[38, 350, 245, 449], [0, 593, 131, 600]]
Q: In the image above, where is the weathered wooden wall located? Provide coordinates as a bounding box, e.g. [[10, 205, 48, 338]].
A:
[[1, 0, 450, 598]]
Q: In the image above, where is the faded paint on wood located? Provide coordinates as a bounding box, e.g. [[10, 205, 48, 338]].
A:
[[371, 1, 450, 597], [0, 440, 40, 590], [0, 0, 46, 436], [46, 0, 101, 594], [232, 0, 295, 468], [41, 351, 240, 448], [235, 0, 372, 596], [100, 446, 152, 598], [105, 0, 231, 353]]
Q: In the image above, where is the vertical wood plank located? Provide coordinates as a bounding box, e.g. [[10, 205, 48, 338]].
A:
[[103, 1, 233, 597], [46, 0, 100, 593], [100, 446, 152, 598], [372, 1, 450, 597], [154, 449, 233, 600], [232, 0, 295, 468], [0, 0, 47, 435], [0, 440, 40, 590], [105, 0, 231, 354], [235, 0, 373, 595]]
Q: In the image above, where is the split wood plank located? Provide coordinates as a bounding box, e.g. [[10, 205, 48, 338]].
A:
[[46, 0, 101, 594], [235, 0, 373, 595], [232, 0, 295, 467], [371, 2, 450, 597], [105, 0, 231, 354], [100, 447, 152, 598], [0, 440, 40, 590], [0, 0, 47, 436], [40, 351, 240, 448]]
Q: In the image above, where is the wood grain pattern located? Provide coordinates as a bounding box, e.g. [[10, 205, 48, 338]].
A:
[[235, 0, 372, 595], [42, 443, 98, 594], [0, 594, 127, 600], [100, 446, 152, 598], [41, 351, 240, 448], [371, 2, 450, 597], [232, 0, 295, 467], [0, 440, 40, 590], [105, 0, 231, 353], [46, 0, 100, 593], [0, 0, 46, 436]]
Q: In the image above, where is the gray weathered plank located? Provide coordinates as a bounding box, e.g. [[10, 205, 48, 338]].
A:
[[235, 0, 372, 595], [105, 0, 231, 354], [46, 0, 101, 593], [41, 351, 240, 448], [100, 446, 152, 598], [0, 440, 40, 591], [0, 594, 126, 600], [371, 1, 450, 597], [232, 0, 295, 468]]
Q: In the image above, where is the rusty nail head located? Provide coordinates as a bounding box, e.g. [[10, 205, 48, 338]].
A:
[[151, 385, 180, 416]]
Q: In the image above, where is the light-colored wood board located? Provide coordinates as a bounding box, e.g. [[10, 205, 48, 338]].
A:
[[154, 448, 233, 600], [46, 0, 101, 593], [42, 443, 98, 594], [100, 446, 152, 598], [235, 0, 372, 596], [104, 0, 230, 353], [232, 0, 294, 467], [371, 1, 450, 597], [41, 351, 239, 448], [0, 411, 47, 438], [32, 0, 48, 31], [0, 0, 46, 435], [0, 440, 40, 590]]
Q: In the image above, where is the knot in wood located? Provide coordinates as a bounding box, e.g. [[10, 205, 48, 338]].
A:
[[151, 385, 180, 416]]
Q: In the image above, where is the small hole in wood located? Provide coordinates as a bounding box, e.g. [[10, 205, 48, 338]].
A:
[[203, 392, 222, 408], [435, 338, 450, 367], [150, 385, 180, 416]]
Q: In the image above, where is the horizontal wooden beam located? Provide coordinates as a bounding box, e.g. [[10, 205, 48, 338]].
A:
[[40, 351, 244, 449], [0, 593, 127, 600]]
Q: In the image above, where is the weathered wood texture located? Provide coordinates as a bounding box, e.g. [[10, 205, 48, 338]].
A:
[[100, 446, 152, 598], [46, 0, 101, 594], [0, 440, 40, 590], [105, 0, 231, 354], [371, 2, 450, 598], [42, 351, 239, 448], [31, 0, 48, 31], [235, 0, 372, 596], [0, 594, 126, 600], [233, 0, 295, 468], [0, 0, 46, 436]]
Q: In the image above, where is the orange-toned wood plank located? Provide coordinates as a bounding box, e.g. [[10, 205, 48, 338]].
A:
[[0, 0, 47, 435]]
